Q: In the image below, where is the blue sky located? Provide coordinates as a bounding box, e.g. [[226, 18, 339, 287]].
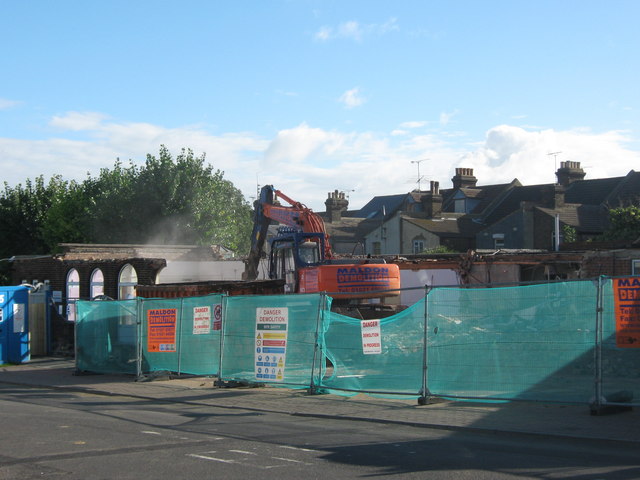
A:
[[1, 0, 639, 211]]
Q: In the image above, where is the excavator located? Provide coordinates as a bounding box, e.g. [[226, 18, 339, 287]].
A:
[[244, 185, 402, 316]]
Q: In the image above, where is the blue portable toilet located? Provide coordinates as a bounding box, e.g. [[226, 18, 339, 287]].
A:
[[0, 286, 30, 364]]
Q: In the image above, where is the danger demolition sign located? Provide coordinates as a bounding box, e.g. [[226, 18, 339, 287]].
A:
[[613, 277, 640, 348]]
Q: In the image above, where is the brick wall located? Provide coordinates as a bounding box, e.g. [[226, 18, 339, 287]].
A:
[[12, 256, 166, 301], [580, 250, 640, 278]]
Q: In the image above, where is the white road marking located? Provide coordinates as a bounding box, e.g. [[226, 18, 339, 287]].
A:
[[279, 445, 319, 453], [271, 457, 304, 463], [188, 454, 237, 464]]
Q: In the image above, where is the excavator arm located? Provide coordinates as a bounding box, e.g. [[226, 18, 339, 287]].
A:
[[243, 185, 331, 281]]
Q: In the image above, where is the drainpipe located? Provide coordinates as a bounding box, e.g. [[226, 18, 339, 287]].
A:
[[554, 214, 560, 252]]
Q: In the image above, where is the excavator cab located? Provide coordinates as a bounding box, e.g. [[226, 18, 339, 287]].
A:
[[268, 229, 325, 293]]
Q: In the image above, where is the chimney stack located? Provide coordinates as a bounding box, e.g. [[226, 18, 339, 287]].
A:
[[555, 161, 586, 186], [324, 190, 349, 223], [422, 180, 443, 218], [451, 167, 478, 189]]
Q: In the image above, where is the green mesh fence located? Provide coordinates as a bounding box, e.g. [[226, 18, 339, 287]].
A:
[[139, 295, 223, 376], [600, 277, 640, 406], [425, 280, 598, 403], [220, 294, 326, 388], [319, 301, 425, 397], [76, 300, 138, 374], [74, 279, 640, 406]]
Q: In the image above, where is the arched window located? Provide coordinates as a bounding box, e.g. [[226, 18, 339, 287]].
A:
[[66, 269, 80, 321], [118, 264, 138, 299], [90, 269, 104, 299]]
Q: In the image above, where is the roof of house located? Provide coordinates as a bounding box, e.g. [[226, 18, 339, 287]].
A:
[[318, 167, 638, 250], [404, 215, 482, 237], [353, 193, 408, 219], [536, 204, 610, 232]]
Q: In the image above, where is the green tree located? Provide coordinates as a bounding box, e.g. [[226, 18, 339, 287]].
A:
[[600, 206, 640, 242], [89, 146, 253, 251], [0, 146, 253, 271], [562, 225, 577, 244]]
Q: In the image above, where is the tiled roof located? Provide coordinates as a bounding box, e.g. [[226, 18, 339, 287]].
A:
[[565, 177, 625, 205], [536, 204, 610, 232], [481, 184, 551, 225], [404, 215, 482, 237], [353, 194, 408, 219], [441, 181, 518, 214], [604, 170, 640, 207]]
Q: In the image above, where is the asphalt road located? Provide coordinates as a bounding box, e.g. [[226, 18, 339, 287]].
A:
[[1, 384, 639, 479]]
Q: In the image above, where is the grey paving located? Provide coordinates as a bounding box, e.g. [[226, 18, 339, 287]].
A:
[[1, 357, 638, 445]]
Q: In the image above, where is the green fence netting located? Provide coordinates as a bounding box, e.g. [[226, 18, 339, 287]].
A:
[[219, 293, 327, 388], [319, 300, 425, 397], [139, 295, 223, 376], [76, 299, 138, 374], [74, 278, 639, 406], [425, 280, 598, 403]]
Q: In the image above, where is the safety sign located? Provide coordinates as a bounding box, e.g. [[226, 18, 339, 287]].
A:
[[147, 308, 177, 352], [361, 319, 382, 354], [193, 306, 211, 335], [613, 277, 640, 348], [213, 303, 222, 331], [255, 307, 288, 381]]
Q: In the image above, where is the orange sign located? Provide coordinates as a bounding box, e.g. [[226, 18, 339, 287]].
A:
[[613, 277, 640, 348], [147, 308, 177, 352]]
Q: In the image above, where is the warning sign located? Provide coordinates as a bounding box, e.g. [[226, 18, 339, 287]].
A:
[[193, 306, 211, 335], [361, 319, 382, 355], [147, 308, 177, 352], [213, 303, 222, 331], [613, 277, 640, 348], [255, 307, 288, 381]]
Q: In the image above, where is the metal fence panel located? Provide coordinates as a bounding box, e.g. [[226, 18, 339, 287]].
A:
[[319, 300, 425, 396], [426, 281, 598, 403], [219, 294, 324, 388], [76, 300, 138, 374]]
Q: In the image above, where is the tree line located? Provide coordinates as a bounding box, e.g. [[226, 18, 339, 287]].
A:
[[0, 146, 253, 281]]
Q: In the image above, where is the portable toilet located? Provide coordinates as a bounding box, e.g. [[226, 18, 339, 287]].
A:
[[0, 285, 30, 364]]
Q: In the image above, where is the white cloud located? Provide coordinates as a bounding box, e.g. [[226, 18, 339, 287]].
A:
[[314, 18, 398, 42], [314, 26, 332, 41], [50, 111, 109, 131], [339, 87, 366, 109], [399, 121, 427, 129], [1, 114, 638, 212], [0, 98, 21, 110], [439, 109, 459, 126], [460, 125, 640, 186]]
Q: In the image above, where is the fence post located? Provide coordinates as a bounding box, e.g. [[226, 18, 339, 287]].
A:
[[308, 293, 327, 395], [215, 294, 228, 386], [418, 285, 432, 405], [136, 298, 143, 380], [176, 297, 184, 376], [591, 276, 605, 414]]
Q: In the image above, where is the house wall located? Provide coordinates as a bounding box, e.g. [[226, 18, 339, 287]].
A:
[[364, 214, 403, 254], [401, 219, 441, 253], [532, 210, 556, 250], [157, 260, 248, 283], [477, 209, 532, 249]]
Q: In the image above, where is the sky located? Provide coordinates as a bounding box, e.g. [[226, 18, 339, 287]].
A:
[[1, 0, 639, 211]]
